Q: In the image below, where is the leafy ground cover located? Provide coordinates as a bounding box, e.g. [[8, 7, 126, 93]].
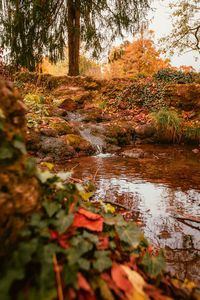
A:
[[0, 161, 200, 300]]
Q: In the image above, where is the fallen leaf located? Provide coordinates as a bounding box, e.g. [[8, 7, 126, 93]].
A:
[[77, 272, 92, 292], [111, 262, 133, 293], [97, 236, 109, 250], [73, 208, 104, 232], [121, 265, 150, 300]]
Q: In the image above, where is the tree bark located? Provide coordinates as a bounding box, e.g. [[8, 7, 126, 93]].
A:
[[67, 0, 80, 76]]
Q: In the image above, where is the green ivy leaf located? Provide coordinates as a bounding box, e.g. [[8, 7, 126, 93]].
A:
[[93, 250, 112, 272], [116, 222, 142, 248], [42, 199, 60, 218], [35, 170, 55, 184], [29, 213, 48, 230], [55, 211, 74, 234], [13, 139, 26, 154], [83, 230, 99, 245], [67, 239, 93, 265], [62, 264, 78, 287], [26, 158, 36, 174], [77, 258, 90, 270], [0, 145, 13, 159], [55, 190, 66, 202], [142, 250, 166, 278]]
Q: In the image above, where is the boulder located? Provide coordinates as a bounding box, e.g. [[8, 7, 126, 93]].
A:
[[43, 117, 77, 136], [120, 148, 145, 158], [40, 136, 75, 161], [134, 124, 155, 138], [59, 97, 77, 111], [63, 134, 94, 154]]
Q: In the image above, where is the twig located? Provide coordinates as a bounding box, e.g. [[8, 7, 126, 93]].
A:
[[53, 254, 64, 300], [71, 163, 80, 170], [68, 177, 83, 184], [104, 200, 129, 210], [172, 215, 200, 224], [92, 166, 101, 182]]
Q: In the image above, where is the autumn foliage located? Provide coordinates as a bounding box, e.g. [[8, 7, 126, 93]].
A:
[[105, 30, 171, 78]]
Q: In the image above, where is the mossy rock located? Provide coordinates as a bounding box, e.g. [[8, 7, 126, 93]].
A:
[[73, 91, 92, 104], [83, 109, 103, 123], [105, 123, 134, 145], [44, 117, 75, 136], [63, 134, 93, 152]]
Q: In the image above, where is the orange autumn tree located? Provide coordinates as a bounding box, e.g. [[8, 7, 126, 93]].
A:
[[107, 30, 171, 78]]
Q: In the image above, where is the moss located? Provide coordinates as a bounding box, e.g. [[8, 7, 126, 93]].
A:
[[83, 109, 103, 123], [63, 134, 83, 147], [105, 123, 133, 145], [73, 91, 92, 104], [47, 117, 74, 135]]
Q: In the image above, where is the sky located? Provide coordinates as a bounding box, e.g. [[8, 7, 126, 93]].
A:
[[148, 0, 199, 71], [116, 0, 199, 71]]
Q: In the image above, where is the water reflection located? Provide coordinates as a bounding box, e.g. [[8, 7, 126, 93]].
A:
[[55, 145, 200, 283]]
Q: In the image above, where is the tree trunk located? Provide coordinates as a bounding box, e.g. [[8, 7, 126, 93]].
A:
[[67, 0, 80, 76]]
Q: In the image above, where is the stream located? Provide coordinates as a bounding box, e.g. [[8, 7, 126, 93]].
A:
[[55, 144, 200, 284]]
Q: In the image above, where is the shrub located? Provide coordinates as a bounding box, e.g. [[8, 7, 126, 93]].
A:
[[153, 68, 196, 83], [116, 81, 167, 110], [151, 109, 183, 143]]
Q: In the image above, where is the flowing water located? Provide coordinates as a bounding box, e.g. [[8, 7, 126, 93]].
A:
[[55, 144, 200, 283]]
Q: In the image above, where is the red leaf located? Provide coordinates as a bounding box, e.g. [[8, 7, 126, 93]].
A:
[[58, 239, 70, 249], [101, 273, 127, 300], [65, 287, 76, 300], [72, 208, 104, 232], [50, 229, 58, 239], [111, 262, 133, 293], [77, 273, 92, 292], [78, 207, 102, 220], [97, 236, 109, 250]]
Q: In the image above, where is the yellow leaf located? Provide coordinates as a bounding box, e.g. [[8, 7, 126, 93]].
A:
[[41, 161, 54, 170], [121, 265, 150, 300]]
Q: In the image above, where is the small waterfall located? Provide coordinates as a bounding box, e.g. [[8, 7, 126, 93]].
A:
[[67, 112, 105, 154], [79, 127, 105, 154]]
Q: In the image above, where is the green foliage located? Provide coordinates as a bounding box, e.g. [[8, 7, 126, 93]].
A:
[[116, 222, 142, 248], [0, 0, 151, 72], [153, 68, 196, 83], [24, 94, 49, 129], [151, 109, 183, 143], [0, 161, 167, 299], [0, 133, 26, 160], [142, 250, 166, 278]]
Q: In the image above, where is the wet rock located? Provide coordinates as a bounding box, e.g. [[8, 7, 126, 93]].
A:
[[134, 124, 155, 138], [106, 144, 121, 152], [59, 97, 77, 111], [82, 108, 103, 123], [105, 123, 134, 146], [40, 136, 75, 160], [40, 127, 57, 137], [63, 134, 94, 154], [120, 148, 145, 158], [26, 130, 41, 150], [45, 117, 76, 136], [48, 105, 67, 117]]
